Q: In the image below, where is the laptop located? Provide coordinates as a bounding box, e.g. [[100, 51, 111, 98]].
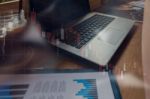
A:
[[30, 0, 134, 66]]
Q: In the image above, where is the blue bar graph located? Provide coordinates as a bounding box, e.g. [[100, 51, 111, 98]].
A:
[[74, 79, 98, 99], [0, 84, 29, 99]]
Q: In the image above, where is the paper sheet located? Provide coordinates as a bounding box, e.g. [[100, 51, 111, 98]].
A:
[[0, 72, 115, 99]]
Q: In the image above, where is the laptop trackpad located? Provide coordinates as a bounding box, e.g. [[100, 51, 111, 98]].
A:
[[98, 28, 124, 45]]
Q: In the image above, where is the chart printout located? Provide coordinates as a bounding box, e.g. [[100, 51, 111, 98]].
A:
[[0, 72, 115, 99]]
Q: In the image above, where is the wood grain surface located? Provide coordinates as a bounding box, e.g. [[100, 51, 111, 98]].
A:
[[142, 0, 150, 99], [0, 1, 146, 99]]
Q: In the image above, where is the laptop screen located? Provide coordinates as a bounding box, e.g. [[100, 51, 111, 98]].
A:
[[30, 0, 90, 32]]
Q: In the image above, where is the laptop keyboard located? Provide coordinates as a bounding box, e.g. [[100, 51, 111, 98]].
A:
[[64, 14, 115, 49]]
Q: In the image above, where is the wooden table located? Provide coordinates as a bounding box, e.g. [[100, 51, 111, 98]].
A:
[[113, 23, 145, 99], [0, 1, 145, 99], [0, 22, 145, 99]]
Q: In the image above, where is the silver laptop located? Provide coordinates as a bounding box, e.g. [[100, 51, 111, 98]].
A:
[[50, 12, 134, 66], [33, 0, 134, 66]]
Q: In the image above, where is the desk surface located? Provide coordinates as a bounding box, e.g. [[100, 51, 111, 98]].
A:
[[113, 23, 145, 99], [0, 22, 145, 99], [0, 1, 145, 99]]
